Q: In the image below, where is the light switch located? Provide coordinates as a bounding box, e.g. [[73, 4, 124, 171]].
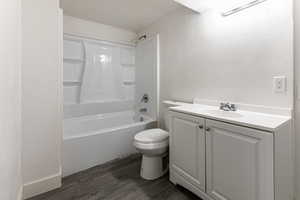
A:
[[273, 76, 286, 93]]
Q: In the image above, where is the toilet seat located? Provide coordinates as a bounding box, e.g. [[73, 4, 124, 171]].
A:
[[134, 128, 169, 144], [134, 140, 168, 150]]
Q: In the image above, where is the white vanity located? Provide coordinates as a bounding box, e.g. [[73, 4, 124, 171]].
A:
[[168, 102, 293, 200]]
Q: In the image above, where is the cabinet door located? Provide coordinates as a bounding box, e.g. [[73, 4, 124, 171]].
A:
[[206, 120, 274, 200], [170, 112, 206, 192]]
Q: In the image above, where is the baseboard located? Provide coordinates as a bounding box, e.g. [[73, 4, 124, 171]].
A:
[[17, 186, 23, 200], [23, 170, 62, 199]]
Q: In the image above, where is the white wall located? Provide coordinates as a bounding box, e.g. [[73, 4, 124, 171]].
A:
[[0, 0, 22, 199], [22, 0, 63, 199], [140, 0, 294, 121], [142, 0, 295, 197], [64, 15, 137, 45], [294, 0, 300, 199]]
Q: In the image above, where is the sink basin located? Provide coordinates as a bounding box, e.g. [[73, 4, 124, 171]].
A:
[[204, 110, 243, 118]]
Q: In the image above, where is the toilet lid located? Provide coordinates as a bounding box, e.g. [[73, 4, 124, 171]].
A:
[[134, 129, 169, 144]]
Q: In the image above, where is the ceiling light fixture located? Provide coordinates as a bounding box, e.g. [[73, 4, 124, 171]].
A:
[[222, 0, 267, 17]]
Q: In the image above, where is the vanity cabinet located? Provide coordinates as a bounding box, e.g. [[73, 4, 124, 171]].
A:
[[169, 111, 292, 200], [170, 112, 206, 192], [206, 119, 273, 200]]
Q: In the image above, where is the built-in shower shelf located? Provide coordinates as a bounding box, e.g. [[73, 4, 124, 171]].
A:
[[123, 80, 135, 85], [63, 80, 82, 86], [64, 58, 85, 63], [121, 64, 135, 67]]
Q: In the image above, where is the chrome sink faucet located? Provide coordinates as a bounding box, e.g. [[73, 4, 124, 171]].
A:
[[220, 102, 237, 111]]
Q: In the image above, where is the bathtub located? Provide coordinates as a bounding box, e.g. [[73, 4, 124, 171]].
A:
[[63, 110, 156, 177]]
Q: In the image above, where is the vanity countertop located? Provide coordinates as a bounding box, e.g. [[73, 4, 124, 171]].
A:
[[169, 104, 291, 132]]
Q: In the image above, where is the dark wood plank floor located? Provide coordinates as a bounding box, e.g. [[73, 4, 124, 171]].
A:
[[29, 154, 202, 200]]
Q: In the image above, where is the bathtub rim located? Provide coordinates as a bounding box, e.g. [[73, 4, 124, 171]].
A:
[[63, 118, 156, 141]]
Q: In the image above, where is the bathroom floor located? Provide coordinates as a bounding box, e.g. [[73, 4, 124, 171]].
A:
[[29, 155, 201, 200]]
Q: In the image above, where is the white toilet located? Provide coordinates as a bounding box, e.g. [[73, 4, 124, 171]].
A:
[[134, 128, 169, 180], [133, 101, 185, 180]]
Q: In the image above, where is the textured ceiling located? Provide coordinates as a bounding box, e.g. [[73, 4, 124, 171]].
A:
[[60, 0, 180, 32]]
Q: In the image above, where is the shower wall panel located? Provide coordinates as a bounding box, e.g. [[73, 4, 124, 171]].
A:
[[63, 35, 136, 116]]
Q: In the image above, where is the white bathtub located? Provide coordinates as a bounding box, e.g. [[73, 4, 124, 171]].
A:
[[63, 110, 156, 177]]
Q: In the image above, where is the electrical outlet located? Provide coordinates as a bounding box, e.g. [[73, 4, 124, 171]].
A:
[[273, 76, 286, 93]]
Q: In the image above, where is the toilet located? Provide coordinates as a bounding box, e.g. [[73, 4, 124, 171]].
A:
[[133, 101, 186, 180], [134, 128, 169, 180]]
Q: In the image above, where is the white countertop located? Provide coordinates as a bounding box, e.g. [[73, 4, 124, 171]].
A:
[[169, 104, 291, 132]]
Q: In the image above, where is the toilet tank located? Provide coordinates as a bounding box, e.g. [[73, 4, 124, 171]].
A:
[[162, 101, 190, 131]]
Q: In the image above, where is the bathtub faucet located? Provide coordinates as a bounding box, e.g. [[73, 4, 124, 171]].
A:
[[139, 108, 147, 113]]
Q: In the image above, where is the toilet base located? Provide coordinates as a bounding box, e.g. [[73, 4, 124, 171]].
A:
[[140, 153, 169, 180]]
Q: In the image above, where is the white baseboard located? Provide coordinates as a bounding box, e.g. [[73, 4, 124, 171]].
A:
[[23, 170, 61, 199], [17, 186, 23, 200]]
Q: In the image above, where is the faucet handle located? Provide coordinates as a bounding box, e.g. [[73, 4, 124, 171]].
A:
[[230, 104, 237, 111], [220, 102, 237, 111], [141, 94, 149, 103], [220, 102, 227, 109]]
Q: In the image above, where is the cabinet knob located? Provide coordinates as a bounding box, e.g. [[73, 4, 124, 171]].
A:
[[206, 127, 211, 132], [199, 125, 204, 129]]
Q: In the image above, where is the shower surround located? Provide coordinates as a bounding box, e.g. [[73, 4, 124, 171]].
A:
[[62, 35, 156, 176]]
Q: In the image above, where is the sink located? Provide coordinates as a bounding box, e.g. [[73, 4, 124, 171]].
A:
[[204, 110, 243, 118]]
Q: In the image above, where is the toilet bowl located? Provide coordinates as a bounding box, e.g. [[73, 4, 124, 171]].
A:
[[134, 128, 169, 180]]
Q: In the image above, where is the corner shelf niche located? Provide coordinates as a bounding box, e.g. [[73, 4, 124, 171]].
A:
[[63, 58, 85, 63], [63, 80, 82, 86]]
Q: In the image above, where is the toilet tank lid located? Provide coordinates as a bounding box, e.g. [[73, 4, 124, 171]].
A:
[[134, 129, 169, 144]]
